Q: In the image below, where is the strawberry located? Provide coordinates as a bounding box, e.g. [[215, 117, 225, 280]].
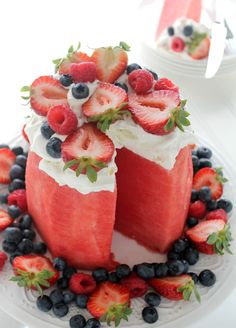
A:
[[8, 189, 27, 212], [154, 78, 179, 93], [91, 44, 128, 83], [11, 255, 59, 293], [120, 274, 148, 298], [128, 69, 154, 94], [62, 123, 115, 183], [30, 76, 68, 116], [69, 273, 97, 295], [58, 52, 91, 75], [22, 124, 29, 143], [186, 219, 233, 255], [0, 252, 8, 271], [128, 91, 190, 135], [188, 200, 207, 219], [193, 167, 226, 200], [87, 281, 131, 326], [0, 148, 16, 184], [82, 82, 128, 131], [171, 37, 185, 52], [205, 209, 227, 223], [0, 209, 13, 231], [188, 35, 210, 60], [47, 105, 78, 135], [70, 62, 97, 83]]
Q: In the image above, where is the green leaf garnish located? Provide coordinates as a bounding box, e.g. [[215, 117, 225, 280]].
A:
[[215, 167, 228, 183], [187, 32, 208, 54], [20, 85, 31, 102], [100, 302, 132, 327], [164, 100, 190, 133], [207, 224, 233, 255], [177, 278, 201, 303], [119, 41, 131, 51]]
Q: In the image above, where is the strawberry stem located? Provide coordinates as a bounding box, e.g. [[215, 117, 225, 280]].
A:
[[207, 224, 233, 255], [177, 279, 201, 303], [164, 100, 190, 133], [52, 41, 81, 72], [100, 302, 132, 327], [186, 32, 208, 53]]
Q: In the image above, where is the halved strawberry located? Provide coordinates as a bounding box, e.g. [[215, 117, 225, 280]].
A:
[[149, 275, 200, 302], [82, 82, 128, 131], [59, 51, 91, 75], [11, 255, 59, 293], [62, 123, 115, 183], [188, 36, 210, 60], [87, 281, 131, 326], [186, 219, 233, 255], [0, 148, 16, 184], [193, 167, 226, 200], [128, 90, 189, 135], [0, 209, 14, 231], [205, 209, 228, 223], [30, 76, 68, 116], [91, 45, 128, 83]]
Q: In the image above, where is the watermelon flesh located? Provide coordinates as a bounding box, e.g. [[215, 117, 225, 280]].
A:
[[115, 146, 193, 253], [155, 0, 202, 39], [26, 152, 117, 270]]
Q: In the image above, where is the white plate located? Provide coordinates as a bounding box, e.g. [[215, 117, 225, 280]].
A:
[[0, 135, 236, 328]]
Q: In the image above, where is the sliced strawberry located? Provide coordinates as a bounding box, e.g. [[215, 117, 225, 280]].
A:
[[0, 148, 16, 184], [128, 90, 182, 135], [205, 209, 227, 223], [91, 46, 128, 83], [186, 219, 232, 255], [193, 167, 224, 200], [59, 51, 91, 75], [188, 36, 210, 60], [30, 76, 68, 116], [8, 189, 27, 212], [62, 123, 115, 183], [154, 78, 179, 93], [0, 209, 14, 231], [11, 255, 59, 292], [149, 275, 200, 301], [87, 281, 131, 325], [82, 82, 128, 131]]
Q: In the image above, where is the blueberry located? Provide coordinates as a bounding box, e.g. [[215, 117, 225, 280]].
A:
[[126, 63, 142, 74], [17, 238, 34, 254], [199, 269, 216, 287], [8, 205, 21, 219], [142, 306, 159, 324], [92, 267, 109, 283], [46, 137, 62, 158], [8, 179, 25, 192], [192, 149, 197, 156], [217, 199, 233, 213], [75, 294, 88, 309], [189, 272, 199, 284], [186, 217, 199, 228], [114, 82, 128, 92], [69, 314, 86, 328], [63, 291, 75, 304], [183, 25, 194, 36], [63, 267, 77, 279], [199, 186, 212, 202], [192, 155, 199, 171], [206, 200, 218, 211], [132, 264, 138, 273], [108, 272, 120, 283], [22, 229, 36, 241], [72, 83, 89, 99], [50, 289, 64, 304], [168, 260, 185, 276], [182, 260, 189, 273], [33, 242, 47, 255], [60, 74, 73, 87], [183, 248, 199, 265], [19, 214, 32, 229], [0, 193, 8, 204], [0, 144, 9, 149], [86, 318, 101, 328], [146, 69, 158, 80], [10, 251, 23, 264], [9, 164, 25, 180], [116, 264, 131, 279], [4, 227, 23, 244], [2, 240, 17, 254], [136, 263, 155, 280], [172, 239, 187, 253], [155, 263, 169, 278], [167, 251, 181, 261], [199, 158, 212, 169], [40, 121, 55, 140], [53, 257, 67, 271], [57, 277, 69, 289], [191, 189, 199, 202], [52, 302, 69, 317], [145, 292, 161, 307], [167, 26, 175, 36], [11, 146, 24, 156], [197, 147, 212, 159], [36, 295, 53, 312], [15, 155, 27, 169]]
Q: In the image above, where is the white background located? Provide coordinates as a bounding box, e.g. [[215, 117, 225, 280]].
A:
[[0, 0, 236, 327]]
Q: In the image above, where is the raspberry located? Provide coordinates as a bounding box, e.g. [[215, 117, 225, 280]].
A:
[[47, 105, 78, 135], [8, 189, 27, 212], [70, 62, 97, 83], [120, 274, 148, 298], [128, 69, 154, 94], [154, 78, 179, 93], [0, 252, 8, 271], [188, 200, 207, 219], [205, 209, 227, 223], [69, 273, 97, 295], [171, 37, 185, 52]]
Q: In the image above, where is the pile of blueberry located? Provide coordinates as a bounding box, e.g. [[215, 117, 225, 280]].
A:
[[167, 24, 194, 37]]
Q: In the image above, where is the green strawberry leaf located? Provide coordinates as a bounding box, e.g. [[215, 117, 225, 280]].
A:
[[63, 159, 79, 171], [187, 32, 207, 54], [177, 279, 201, 303], [164, 117, 175, 132], [215, 167, 228, 183], [207, 232, 218, 245], [86, 165, 97, 183], [119, 41, 131, 51], [20, 86, 30, 92], [207, 224, 233, 255]]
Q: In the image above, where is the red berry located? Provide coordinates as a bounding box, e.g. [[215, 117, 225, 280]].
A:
[[70, 62, 97, 83], [171, 37, 185, 52], [128, 69, 154, 94], [0, 252, 8, 271], [154, 78, 179, 93], [8, 189, 28, 212], [205, 209, 227, 223], [120, 274, 148, 298], [0, 209, 13, 231], [47, 105, 78, 135], [0, 148, 16, 184], [69, 273, 97, 295], [188, 200, 207, 219]]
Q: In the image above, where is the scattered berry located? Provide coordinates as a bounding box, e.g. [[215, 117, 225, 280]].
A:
[[86, 318, 101, 328], [183, 25, 194, 36], [52, 302, 69, 317], [171, 37, 185, 52], [217, 199, 233, 213], [58, 51, 91, 75], [183, 248, 199, 265], [144, 292, 161, 307], [126, 63, 142, 74], [60, 74, 73, 87], [116, 264, 131, 279], [146, 68, 158, 80], [4, 227, 23, 244], [70, 62, 97, 83], [8, 189, 27, 212], [199, 158, 212, 169], [63, 267, 77, 279], [114, 82, 128, 92], [167, 251, 181, 261], [188, 200, 206, 219], [22, 228, 36, 241], [71, 83, 90, 99], [69, 273, 97, 295], [192, 155, 200, 171], [40, 121, 55, 140], [53, 257, 67, 271], [182, 260, 189, 273], [19, 214, 32, 229], [128, 69, 154, 94], [188, 272, 199, 284], [11, 146, 24, 156], [121, 274, 148, 298], [142, 306, 159, 324], [168, 260, 185, 276], [205, 209, 227, 223], [15, 155, 27, 168], [206, 200, 218, 211], [167, 26, 175, 36], [33, 242, 47, 255], [0, 209, 13, 231], [191, 189, 199, 202], [75, 294, 88, 308], [8, 179, 25, 192], [57, 277, 69, 290], [46, 137, 62, 158], [17, 238, 34, 254], [36, 295, 53, 312], [197, 147, 212, 159], [199, 269, 216, 287], [0, 148, 16, 184], [108, 272, 120, 283], [155, 263, 169, 278], [172, 239, 187, 253], [186, 216, 199, 228], [92, 267, 109, 283], [9, 164, 25, 180], [49, 289, 64, 304], [154, 77, 179, 93], [2, 240, 17, 254], [199, 186, 212, 202], [0, 193, 9, 204], [136, 263, 155, 280], [47, 105, 78, 135], [69, 314, 86, 328]]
